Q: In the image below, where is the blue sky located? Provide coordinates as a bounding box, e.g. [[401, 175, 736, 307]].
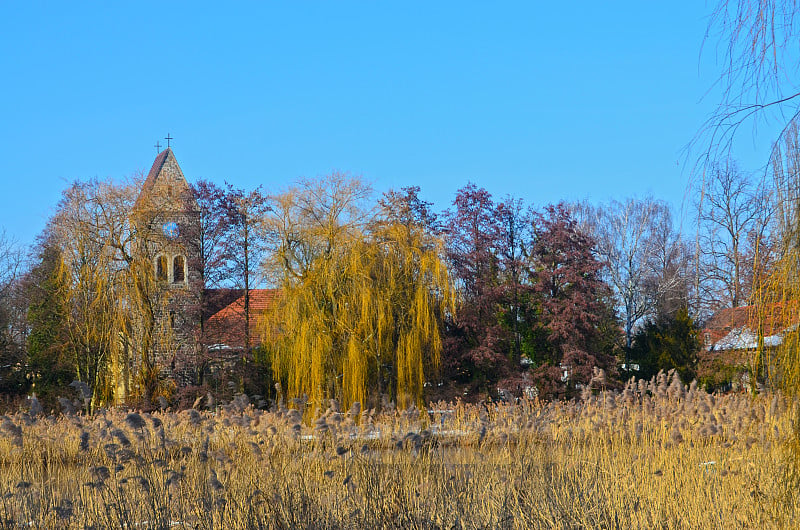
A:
[[0, 2, 778, 247]]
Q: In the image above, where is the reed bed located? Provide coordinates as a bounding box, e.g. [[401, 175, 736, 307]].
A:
[[0, 372, 795, 529]]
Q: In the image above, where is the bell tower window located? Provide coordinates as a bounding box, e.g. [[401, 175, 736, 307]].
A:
[[173, 255, 186, 284], [156, 255, 168, 281]]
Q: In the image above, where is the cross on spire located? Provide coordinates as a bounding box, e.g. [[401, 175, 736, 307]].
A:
[[165, 133, 173, 148], [154, 141, 162, 153]]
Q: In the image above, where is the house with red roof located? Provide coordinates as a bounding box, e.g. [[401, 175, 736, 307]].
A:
[[700, 304, 795, 390]]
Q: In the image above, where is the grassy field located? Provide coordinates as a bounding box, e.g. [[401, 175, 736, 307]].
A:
[[0, 372, 796, 529]]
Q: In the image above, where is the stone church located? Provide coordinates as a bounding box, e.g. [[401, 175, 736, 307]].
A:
[[131, 147, 273, 397]]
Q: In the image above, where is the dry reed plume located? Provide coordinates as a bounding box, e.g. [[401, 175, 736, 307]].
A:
[[0, 371, 795, 528]]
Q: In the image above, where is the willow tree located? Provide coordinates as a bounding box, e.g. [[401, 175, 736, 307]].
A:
[[754, 124, 800, 392], [49, 180, 133, 406], [47, 178, 176, 406], [262, 175, 455, 410]]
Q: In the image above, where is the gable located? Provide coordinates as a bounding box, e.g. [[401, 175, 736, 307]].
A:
[[133, 148, 199, 214]]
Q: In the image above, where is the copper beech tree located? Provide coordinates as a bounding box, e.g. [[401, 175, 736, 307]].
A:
[[442, 184, 534, 395], [442, 185, 619, 399], [442, 184, 506, 390], [527, 204, 618, 397]]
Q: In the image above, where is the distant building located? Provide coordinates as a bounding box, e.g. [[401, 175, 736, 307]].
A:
[[701, 304, 793, 390], [131, 148, 203, 376], [129, 148, 274, 396], [703, 305, 784, 352]]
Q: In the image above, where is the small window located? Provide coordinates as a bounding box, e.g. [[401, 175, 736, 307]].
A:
[[173, 255, 185, 283], [156, 255, 168, 281]]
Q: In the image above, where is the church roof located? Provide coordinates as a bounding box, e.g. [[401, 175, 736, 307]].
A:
[[133, 148, 199, 212], [202, 288, 246, 322], [142, 149, 171, 193], [133, 148, 170, 211], [204, 289, 280, 350]]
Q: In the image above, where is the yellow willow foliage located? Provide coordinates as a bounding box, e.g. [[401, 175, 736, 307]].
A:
[[752, 241, 800, 471], [753, 126, 800, 473], [57, 225, 124, 407], [754, 128, 800, 393], [754, 239, 800, 390], [51, 177, 177, 407], [264, 221, 456, 412]]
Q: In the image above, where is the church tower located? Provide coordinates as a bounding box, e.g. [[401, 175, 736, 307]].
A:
[[132, 148, 202, 384]]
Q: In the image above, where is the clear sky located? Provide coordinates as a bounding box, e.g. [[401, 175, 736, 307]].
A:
[[0, 1, 779, 247]]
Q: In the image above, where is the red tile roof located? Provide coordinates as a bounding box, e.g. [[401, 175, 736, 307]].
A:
[[202, 288, 245, 321], [204, 289, 280, 350], [703, 306, 756, 347], [703, 303, 797, 351]]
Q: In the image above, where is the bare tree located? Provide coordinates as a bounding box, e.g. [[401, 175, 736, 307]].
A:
[[646, 210, 693, 319], [580, 198, 679, 355], [263, 173, 373, 283], [225, 185, 271, 353], [0, 230, 24, 378], [190, 180, 237, 292], [769, 121, 800, 252], [0, 230, 21, 295], [696, 160, 771, 312], [697, 1, 800, 167]]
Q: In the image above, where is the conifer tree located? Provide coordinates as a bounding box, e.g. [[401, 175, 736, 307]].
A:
[[25, 240, 74, 403], [628, 307, 700, 383]]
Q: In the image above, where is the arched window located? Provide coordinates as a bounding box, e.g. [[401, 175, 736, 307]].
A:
[[156, 255, 168, 281], [173, 255, 185, 283]]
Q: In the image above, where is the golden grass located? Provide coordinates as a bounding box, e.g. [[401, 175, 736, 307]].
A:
[[0, 373, 796, 529]]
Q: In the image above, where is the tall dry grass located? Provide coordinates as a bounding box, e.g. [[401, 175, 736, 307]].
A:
[[0, 371, 795, 528]]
